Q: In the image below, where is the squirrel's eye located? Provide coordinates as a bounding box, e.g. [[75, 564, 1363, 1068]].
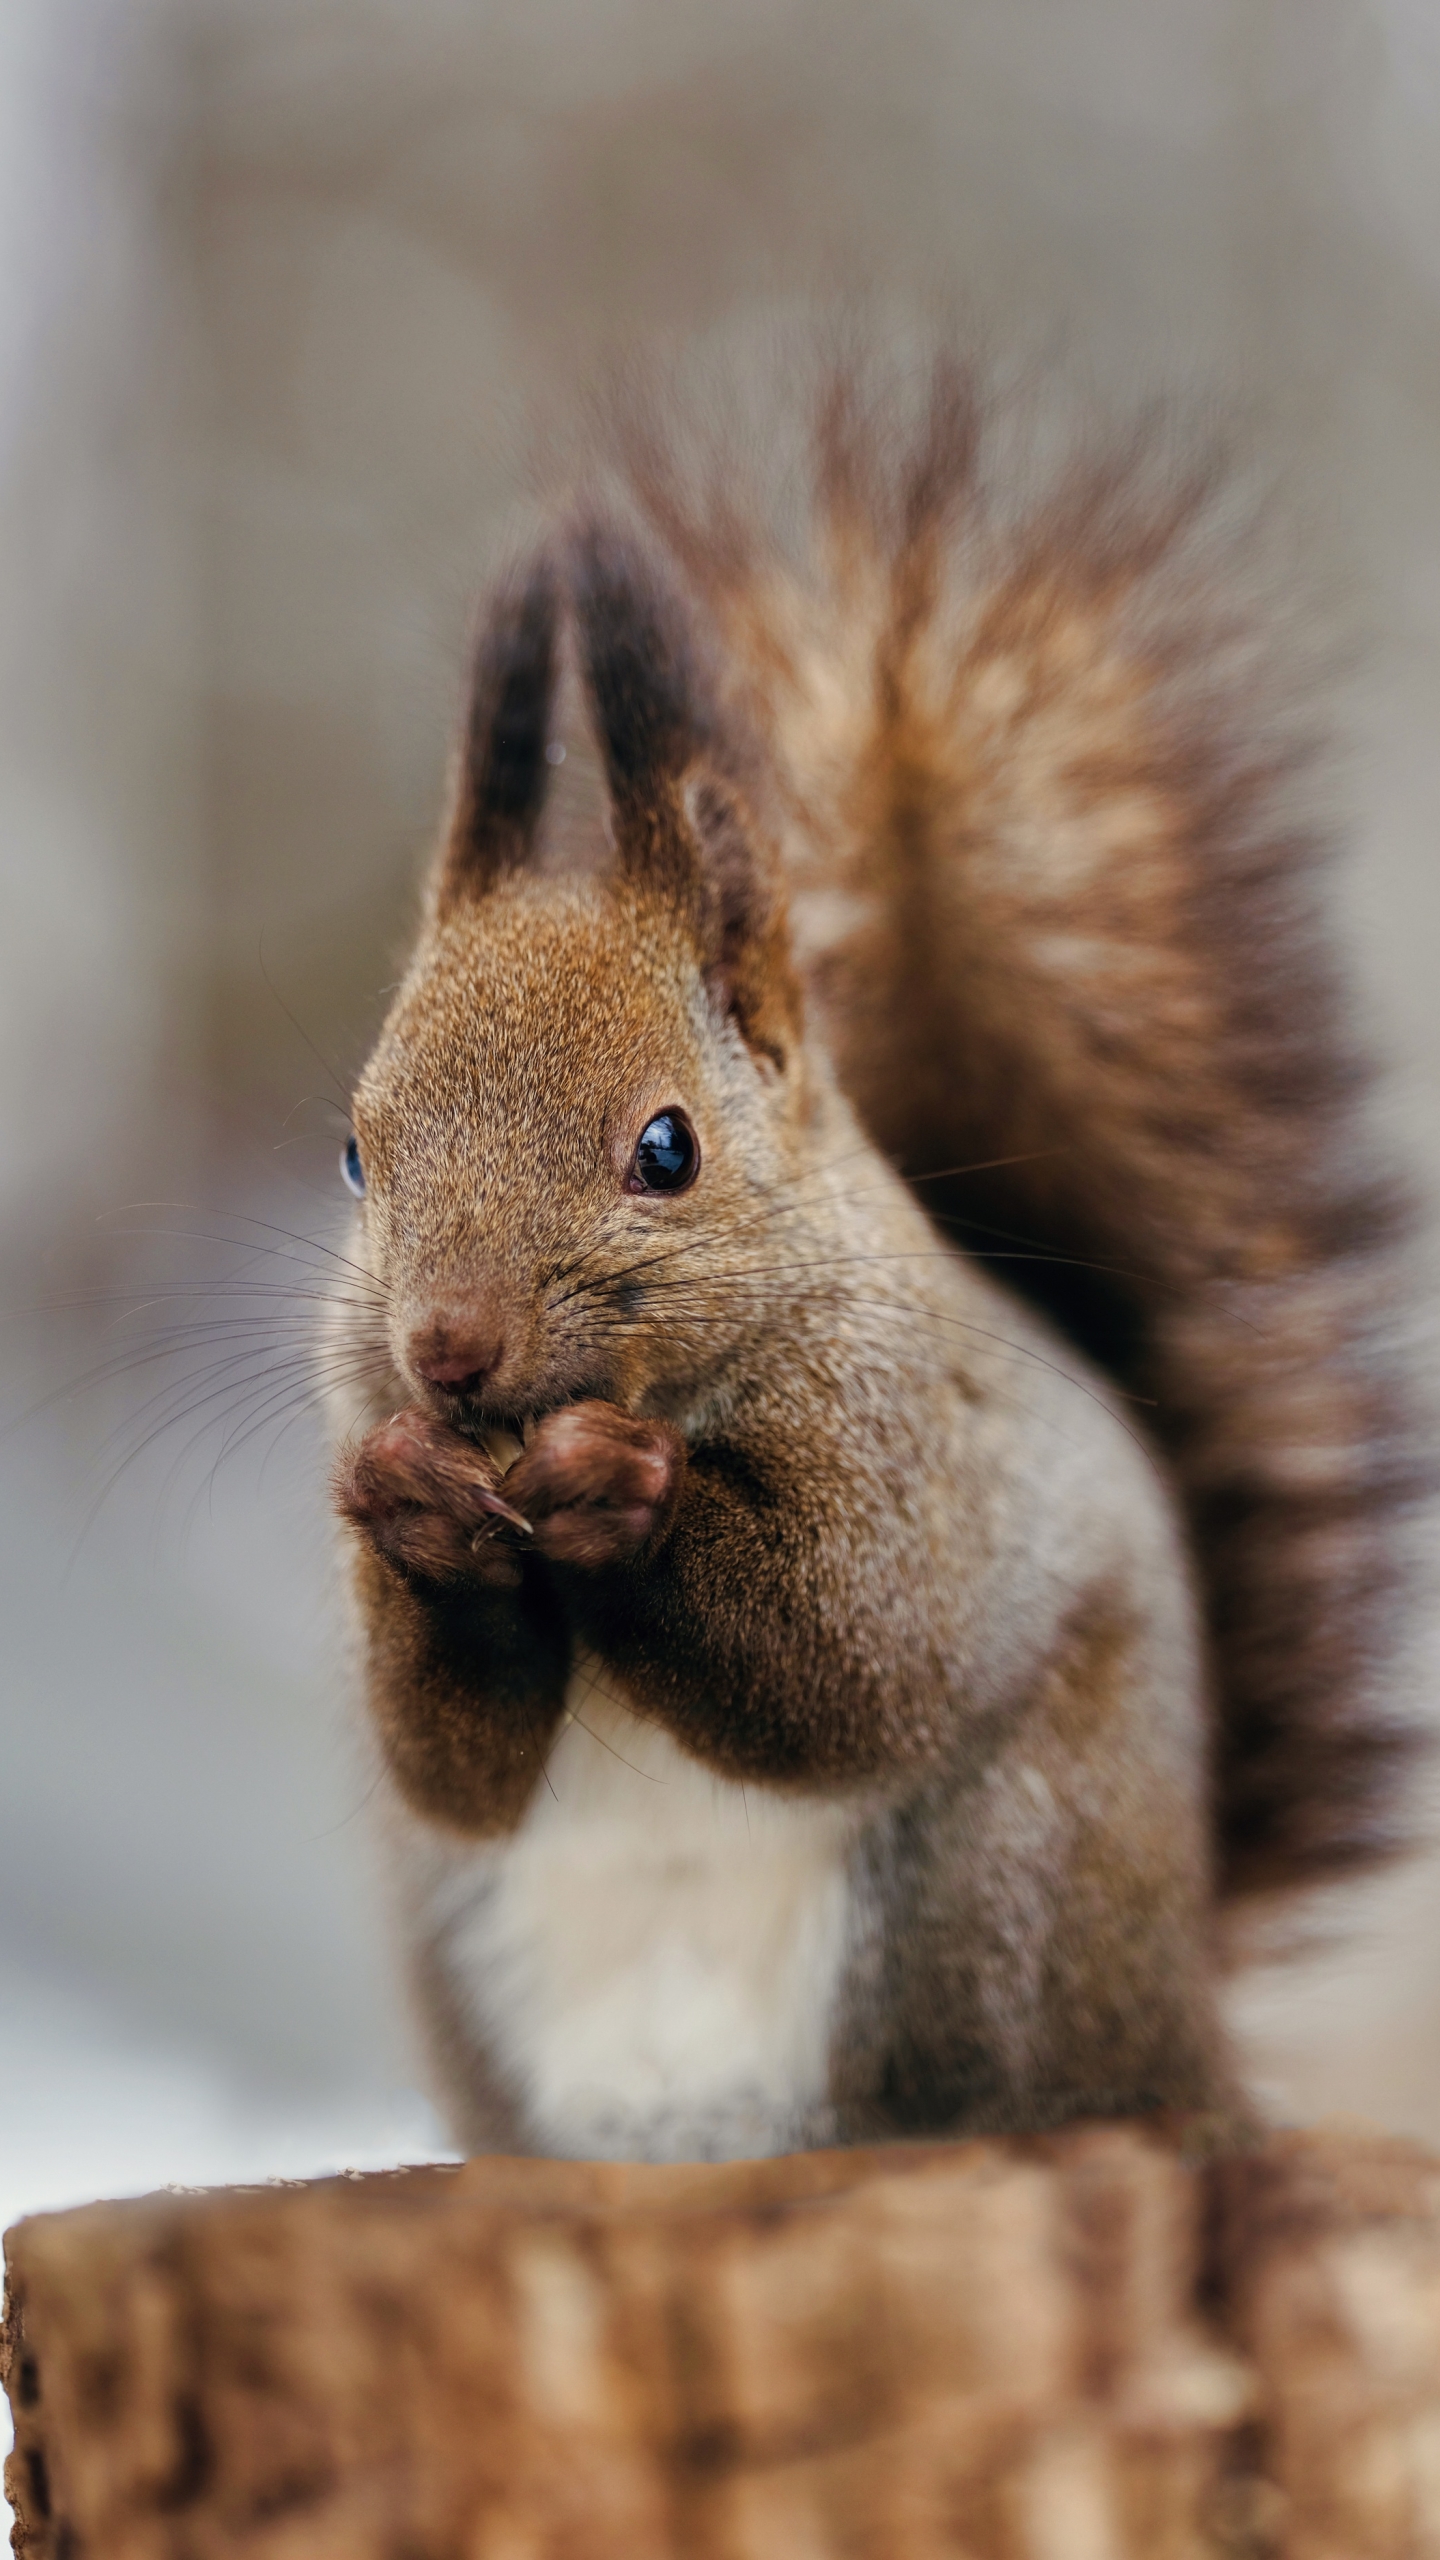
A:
[[341, 1135, 367, 1199], [628, 1110, 699, 1195]]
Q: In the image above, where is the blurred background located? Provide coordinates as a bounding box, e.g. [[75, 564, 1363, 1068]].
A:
[[4, 0, 1440, 2347]]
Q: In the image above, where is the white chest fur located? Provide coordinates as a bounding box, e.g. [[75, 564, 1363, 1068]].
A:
[[409, 1657, 864, 2162]]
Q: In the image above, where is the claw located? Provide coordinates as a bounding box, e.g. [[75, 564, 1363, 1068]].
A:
[[472, 1485, 534, 1536]]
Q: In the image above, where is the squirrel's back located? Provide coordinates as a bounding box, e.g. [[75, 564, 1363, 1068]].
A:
[[587, 344, 1426, 1912]]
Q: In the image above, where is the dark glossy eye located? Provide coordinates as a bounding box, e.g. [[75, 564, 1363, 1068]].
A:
[[629, 1110, 698, 1195], [341, 1134, 366, 1199]]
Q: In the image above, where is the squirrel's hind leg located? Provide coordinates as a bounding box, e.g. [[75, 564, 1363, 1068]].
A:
[[840, 1585, 1236, 2143]]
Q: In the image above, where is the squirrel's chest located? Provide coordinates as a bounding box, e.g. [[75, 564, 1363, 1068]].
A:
[[429, 1656, 865, 2161]]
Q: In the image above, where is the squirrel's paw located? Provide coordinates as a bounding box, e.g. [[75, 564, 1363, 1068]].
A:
[[334, 1407, 528, 1589], [503, 1402, 683, 1569]]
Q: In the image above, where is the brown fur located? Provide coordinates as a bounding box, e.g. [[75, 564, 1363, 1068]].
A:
[[325, 350, 1423, 2153]]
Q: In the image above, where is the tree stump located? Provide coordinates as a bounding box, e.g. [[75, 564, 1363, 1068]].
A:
[[5, 2119, 1440, 2559]]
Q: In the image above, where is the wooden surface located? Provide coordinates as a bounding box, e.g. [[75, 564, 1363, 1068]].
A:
[[5, 2120, 1440, 2559]]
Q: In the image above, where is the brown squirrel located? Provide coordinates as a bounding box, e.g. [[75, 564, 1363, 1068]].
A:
[[330, 355, 1422, 2162]]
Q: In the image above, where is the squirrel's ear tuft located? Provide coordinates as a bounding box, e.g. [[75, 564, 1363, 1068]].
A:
[[438, 554, 559, 913], [569, 521, 712, 899], [570, 521, 801, 1063]]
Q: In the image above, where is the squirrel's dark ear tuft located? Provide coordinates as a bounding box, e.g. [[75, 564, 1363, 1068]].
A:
[[569, 521, 713, 902], [571, 519, 801, 1065], [438, 554, 559, 913]]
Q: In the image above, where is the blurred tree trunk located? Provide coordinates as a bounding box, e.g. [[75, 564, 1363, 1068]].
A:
[[7, 2119, 1440, 2558]]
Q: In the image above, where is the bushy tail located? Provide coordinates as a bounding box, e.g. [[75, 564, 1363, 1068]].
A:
[[602, 341, 1429, 1910]]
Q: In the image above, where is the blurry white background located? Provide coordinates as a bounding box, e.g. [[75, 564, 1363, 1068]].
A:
[[4, 0, 1440, 2413]]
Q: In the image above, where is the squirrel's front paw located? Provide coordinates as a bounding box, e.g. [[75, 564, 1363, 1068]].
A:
[[503, 1402, 683, 1569], [334, 1407, 530, 1588]]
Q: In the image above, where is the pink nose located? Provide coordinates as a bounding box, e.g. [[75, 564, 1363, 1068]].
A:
[[408, 1315, 504, 1397]]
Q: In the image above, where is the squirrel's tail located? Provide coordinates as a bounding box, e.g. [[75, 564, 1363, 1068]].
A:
[[607, 344, 1429, 1912]]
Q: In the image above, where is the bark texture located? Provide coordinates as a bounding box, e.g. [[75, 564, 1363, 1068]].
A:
[[4, 2120, 1439, 2560]]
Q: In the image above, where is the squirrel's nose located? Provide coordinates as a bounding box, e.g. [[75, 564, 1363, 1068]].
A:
[[408, 1313, 505, 1399]]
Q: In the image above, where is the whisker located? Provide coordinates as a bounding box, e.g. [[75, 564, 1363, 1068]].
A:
[[533, 1703, 561, 1803], [8, 1308, 392, 1449], [93, 1342, 361, 1465], [258, 932, 357, 1121], [279, 1092, 355, 1136], [8, 1336, 313, 1442], [575, 1254, 1159, 1397], [4, 1276, 387, 1329], [543, 1142, 1064, 1311], [100, 1204, 383, 1292], [559, 1652, 666, 1782], [65, 1344, 393, 1567], [86, 1323, 389, 1473], [162, 1354, 392, 1559], [304, 1764, 387, 1843], [579, 1280, 1159, 1461], [202, 1350, 392, 1488], [548, 1178, 1250, 1337]]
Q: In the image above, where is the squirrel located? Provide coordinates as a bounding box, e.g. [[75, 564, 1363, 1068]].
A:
[[329, 352, 1423, 2164]]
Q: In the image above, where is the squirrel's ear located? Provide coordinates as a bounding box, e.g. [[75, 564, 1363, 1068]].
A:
[[571, 522, 801, 1064], [569, 521, 711, 900], [437, 554, 558, 914], [679, 767, 801, 1067]]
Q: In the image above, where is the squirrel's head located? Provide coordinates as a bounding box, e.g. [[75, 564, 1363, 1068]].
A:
[[346, 528, 818, 1428]]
